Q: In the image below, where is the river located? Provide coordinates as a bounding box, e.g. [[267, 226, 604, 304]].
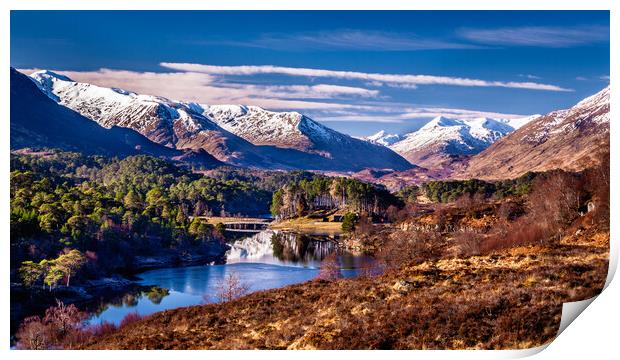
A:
[[88, 229, 369, 325]]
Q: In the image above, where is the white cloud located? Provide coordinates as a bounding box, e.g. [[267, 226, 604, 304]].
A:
[[398, 107, 527, 120], [459, 25, 609, 48], [519, 74, 541, 79], [600, 75, 610, 81], [575, 76, 588, 81], [210, 29, 479, 51], [319, 107, 528, 123], [20, 68, 368, 110], [160, 62, 571, 92]]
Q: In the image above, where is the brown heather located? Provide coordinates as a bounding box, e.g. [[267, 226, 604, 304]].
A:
[[75, 156, 613, 349]]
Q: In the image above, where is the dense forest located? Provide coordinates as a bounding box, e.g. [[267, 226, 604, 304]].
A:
[[10, 151, 274, 283], [270, 176, 402, 219], [397, 172, 539, 203]]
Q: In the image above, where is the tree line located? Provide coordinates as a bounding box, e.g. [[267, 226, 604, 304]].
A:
[[10, 151, 274, 284], [270, 176, 402, 219]]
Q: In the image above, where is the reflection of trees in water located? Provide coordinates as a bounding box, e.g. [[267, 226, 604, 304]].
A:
[[90, 285, 171, 316], [270, 232, 339, 264], [146, 286, 169, 305]]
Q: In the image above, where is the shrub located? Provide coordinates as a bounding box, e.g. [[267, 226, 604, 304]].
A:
[[377, 231, 444, 271], [119, 312, 143, 328], [317, 253, 342, 281], [453, 231, 482, 257], [15, 316, 53, 350], [15, 301, 87, 349], [341, 212, 359, 233]]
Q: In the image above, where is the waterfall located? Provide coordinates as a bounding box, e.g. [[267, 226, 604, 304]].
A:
[[226, 230, 276, 262]]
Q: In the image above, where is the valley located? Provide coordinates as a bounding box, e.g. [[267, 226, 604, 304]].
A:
[[9, 66, 611, 350]]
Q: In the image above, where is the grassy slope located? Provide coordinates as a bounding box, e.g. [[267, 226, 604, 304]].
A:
[[81, 227, 608, 350]]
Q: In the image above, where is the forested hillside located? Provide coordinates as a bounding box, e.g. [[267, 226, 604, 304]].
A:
[[10, 151, 272, 276]]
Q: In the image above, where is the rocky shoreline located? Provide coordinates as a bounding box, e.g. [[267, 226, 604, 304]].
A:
[[11, 249, 228, 336]]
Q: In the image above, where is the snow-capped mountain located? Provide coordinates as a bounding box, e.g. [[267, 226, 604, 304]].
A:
[[387, 115, 537, 169], [460, 86, 610, 180], [205, 105, 330, 153], [11, 68, 223, 168], [26, 70, 412, 172], [361, 130, 402, 146], [28, 70, 260, 164], [202, 103, 412, 169]]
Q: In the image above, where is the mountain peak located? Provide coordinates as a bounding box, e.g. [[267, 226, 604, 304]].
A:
[[423, 116, 461, 129], [30, 69, 74, 82], [364, 130, 402, 146]]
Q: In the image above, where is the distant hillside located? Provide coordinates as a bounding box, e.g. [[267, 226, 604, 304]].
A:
[[458, 86, 609, 180]]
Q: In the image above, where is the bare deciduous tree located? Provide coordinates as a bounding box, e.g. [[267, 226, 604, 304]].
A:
[[214, 272, 250, 303], [317, 253, 342, 281]]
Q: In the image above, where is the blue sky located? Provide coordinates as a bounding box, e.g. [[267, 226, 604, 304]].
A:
[[11, 11, 610, 136]]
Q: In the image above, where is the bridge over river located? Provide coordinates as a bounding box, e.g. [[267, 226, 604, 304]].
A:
[[222, 219, 272, 232], [191, 216, 273, 233]]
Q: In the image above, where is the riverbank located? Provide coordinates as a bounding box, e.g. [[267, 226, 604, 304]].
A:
[[79, 228, 609, 349], [269, 218, 343, 235], [10, 245, 228, 335]]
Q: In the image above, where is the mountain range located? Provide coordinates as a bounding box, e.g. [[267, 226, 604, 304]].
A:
[[359, 130, 402, 146], [366, 115, 540, 170], [10, 68, 223, 168], [24, 70, 412, 172], [11, 67, 609, 182]]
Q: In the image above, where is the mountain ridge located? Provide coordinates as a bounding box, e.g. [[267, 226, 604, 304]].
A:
[[386, 115, 538, 169], [27, 69, 412, 172], [10, 68, 223, 168], [457, 86, 610, 180]]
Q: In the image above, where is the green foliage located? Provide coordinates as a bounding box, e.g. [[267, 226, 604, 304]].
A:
[[341, 212, 359, 233], [10, 150, 272, 274], [419, 173, 539, 203], [20, 250, 87, 289], [271, 176, 402, 219], [397, 185, 420, 203], [19, 261, 45, 288]]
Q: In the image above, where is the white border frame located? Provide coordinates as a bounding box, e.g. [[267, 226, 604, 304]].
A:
[[1, 1, 616, 359]]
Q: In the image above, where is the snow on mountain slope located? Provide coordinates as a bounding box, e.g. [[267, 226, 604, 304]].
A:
[[204, 104, 413, 169], [387, 115, 536, 169], [11, 68, 223, 168], [361, 130, 402, 146], [27, 70, 412, 172], [205, 105, 315, 151], [497, 114, 542, 130], [460, 86, 609, 180], [30, 70, 212, 147]]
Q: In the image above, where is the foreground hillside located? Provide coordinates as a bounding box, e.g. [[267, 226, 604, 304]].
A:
[[81, 226, 608, 349]]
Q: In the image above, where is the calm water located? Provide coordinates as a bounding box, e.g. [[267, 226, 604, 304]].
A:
[[88, 230, 368, 325]]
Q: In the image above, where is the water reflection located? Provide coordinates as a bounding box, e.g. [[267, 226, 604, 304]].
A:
[[226, 229, 365, 269], [88, 230, 371, 326]]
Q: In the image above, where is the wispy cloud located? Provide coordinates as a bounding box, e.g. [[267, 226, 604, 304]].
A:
[[20, 68, 362, 110], [320, 107, 528, 123], [160, 62, 572, 92], [398, 107, 527, 120], [207, 29, 479, 51], [459, 25, 609, 48], [600, 75, 610, 81], [575, 76, 588, 81], [518, 74, 541, 80]]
